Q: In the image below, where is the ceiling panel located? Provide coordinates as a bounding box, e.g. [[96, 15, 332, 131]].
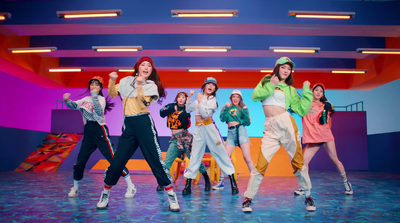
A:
[[0, 0, 399, 90]]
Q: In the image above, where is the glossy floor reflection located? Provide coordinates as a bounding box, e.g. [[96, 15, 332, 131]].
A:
[[0, 171, 399, 222]]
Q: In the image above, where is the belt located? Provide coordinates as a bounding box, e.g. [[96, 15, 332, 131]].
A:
[[196, 119, 213, 126], [228, 124, 242, 129]]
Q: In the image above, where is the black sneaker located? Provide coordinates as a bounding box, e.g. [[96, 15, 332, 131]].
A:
[[156, 185, 164, 192]]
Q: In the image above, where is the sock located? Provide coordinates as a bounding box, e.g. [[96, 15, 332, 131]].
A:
[[305, 190, 311, 197], [73, 180, 79, 190], [165, 184, 174, 195], [340, 172, 348, 183], [219, 176, 224, 181], [341, 173, 351, 191], [124, 174, 134, 188], [104, 184, 112, 191]]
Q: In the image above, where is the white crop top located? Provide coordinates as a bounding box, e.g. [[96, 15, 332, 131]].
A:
[[262, 89, 286, 109]]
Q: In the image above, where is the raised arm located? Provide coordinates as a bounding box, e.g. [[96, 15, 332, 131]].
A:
[[186, 90, 196, 113], [91, 92, 105, 116], [196, 95, 217, 118], [108, 72, 119, 98], [289, 81, 313, 117], [63, 93, 78, 109], [251, 75, 278, 102]]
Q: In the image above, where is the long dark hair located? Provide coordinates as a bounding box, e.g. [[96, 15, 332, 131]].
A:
[[312, 84, 334, 116], [82, 79, 115, 114], [261, 63, 294, 87], [133, 57, 166, 104]]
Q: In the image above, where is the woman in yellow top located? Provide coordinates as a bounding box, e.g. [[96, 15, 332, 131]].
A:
[[96, 57, 180, 212]]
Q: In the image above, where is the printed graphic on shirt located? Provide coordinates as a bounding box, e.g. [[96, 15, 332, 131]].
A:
[[167, 110, 183, 129], [229, 108, 237, 117], [81, 101, 94, 112]]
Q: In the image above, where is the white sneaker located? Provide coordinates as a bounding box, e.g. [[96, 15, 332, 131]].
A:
[[344, 181, 354, 195], [68, 187, 78, 198], [212, 180, 224, 190], [96, 190, 110, 209], [294, 188, 305, 196], [167, 192, 180, 212], [125, 185, 137, 198], [242, 198, 253, 213], [305, 196, 316, 211]]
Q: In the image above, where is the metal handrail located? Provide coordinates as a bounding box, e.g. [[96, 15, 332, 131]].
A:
[[334, 101, 364, 111], [56, 100, 65, 109]]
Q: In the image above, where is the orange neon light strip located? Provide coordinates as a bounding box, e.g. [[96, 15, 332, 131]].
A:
[[183, 48, 228, 52], [188, 69, 224, 72], [361, 51, 400, 55], [272, 49, 316, 53], [96, 48, 139, 52], [117, 69, 135, 72], [331, 70, 366, 74], [11, 49, 53, 53], [49, 68, 82, 72], [295, 14, 351, 19], [63, 13, 118, 19], [177, 13, 234, 17]]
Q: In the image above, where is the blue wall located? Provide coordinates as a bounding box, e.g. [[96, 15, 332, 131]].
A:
[[0, 127, 48, 172]]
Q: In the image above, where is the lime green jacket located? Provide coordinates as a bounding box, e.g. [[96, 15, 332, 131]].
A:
[[251, 75, 313, 117]]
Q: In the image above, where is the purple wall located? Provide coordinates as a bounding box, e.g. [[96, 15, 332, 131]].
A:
[[307, 111, 368, 171], [368, 131, 400, 174]]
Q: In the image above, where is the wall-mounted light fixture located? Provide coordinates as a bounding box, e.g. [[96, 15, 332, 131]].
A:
[[8, 47, 57, 53], [269, 46, 320, 53], [116, 68, 135, 72], [92, 46, 142, 52], [48, 68, 83, 72], [56, 9, 122, 19], [187, 68, 225, 72], [331, 70, 367, 74], [180, 46, 231, 52], [356, 48, 400, 55], [0, 12, 11, 21], [288, 10, 355, 19], [172, 10, 238, 17]]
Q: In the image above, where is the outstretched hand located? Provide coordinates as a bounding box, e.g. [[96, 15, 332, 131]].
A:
[[303, 80, 310, 87]]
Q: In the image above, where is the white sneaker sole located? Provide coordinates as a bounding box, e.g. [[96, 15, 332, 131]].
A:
[[96, 204, 108, 210], [125, 188, 137, 198], [169, 206, 180, 212], [68, 193, 78, 198], [242, 207, 252, 213], [212, 186, 224, 190], [344, 191, 354, 195], [306, 206, 316, 211]]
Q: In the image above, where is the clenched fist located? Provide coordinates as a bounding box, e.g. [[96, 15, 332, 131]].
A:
[[63, 93, 71, 101], [109, 72, 118, 81]]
